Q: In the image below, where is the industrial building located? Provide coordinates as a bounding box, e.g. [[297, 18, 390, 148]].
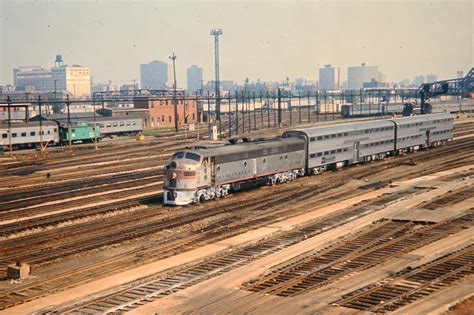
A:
[[319, 65, 340, 90], [187, 65, 203, 93], [347, 63, 379, 89], [133, 95, 200, 127], [140, 60, 168, 90]]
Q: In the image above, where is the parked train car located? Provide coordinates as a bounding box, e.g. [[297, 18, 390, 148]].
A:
[[58, 122, 101, 144], [31, 114, 143, 137], [93, 117, 143, 137], [0, 121, 59, 150], [164, 113, 453, 205], [341, 103, 405, 118], [341, 101, 473, 118]]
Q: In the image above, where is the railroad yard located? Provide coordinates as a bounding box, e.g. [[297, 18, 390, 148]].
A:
[[0, 113, 473, 315]]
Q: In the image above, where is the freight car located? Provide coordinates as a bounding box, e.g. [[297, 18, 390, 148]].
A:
[[0, 121, 59, 150], [164, 113, 453, 205], [341, 101, 474, 118]]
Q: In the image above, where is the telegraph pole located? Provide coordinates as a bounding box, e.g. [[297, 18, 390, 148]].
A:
[[7, 96, 12, 158], [169, 52, 179, 132], [210, 28, 223, 122]]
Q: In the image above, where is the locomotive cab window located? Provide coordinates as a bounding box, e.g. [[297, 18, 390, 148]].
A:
[[2, 133, 7, 138], [185, 152, 201, 162], [21, 132, 27, 137], [173, 152, 185, 159]]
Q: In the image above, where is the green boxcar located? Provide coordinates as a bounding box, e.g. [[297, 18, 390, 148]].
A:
[[59, 123, 101, 144]]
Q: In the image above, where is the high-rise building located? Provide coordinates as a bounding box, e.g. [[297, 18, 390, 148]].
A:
[[13, 66, 55, 91], [319, 65, 340, 90], [426, 74, 438, 83], [186, 65, 203, 93], [51, 65, 91, 98], [13, 56, 91, 97], [140, 60, 168, 90], [347, 63, 379, 89]]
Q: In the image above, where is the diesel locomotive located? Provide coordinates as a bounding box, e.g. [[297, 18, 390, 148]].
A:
[[164, 113, 454, 205]]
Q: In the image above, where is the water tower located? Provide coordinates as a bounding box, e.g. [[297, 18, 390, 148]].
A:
[[55, 55, 64, 67]]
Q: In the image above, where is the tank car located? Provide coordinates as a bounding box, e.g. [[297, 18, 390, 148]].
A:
[[163, 137, 306, 205]]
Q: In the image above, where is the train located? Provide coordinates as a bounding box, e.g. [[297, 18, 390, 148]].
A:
[[0, 117, 143, 151], [163, 113, 454, 205], [341, 101, 474, 118]]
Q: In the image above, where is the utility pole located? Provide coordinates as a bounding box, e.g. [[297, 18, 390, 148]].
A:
[[66, 94, 72, 151], [38, 96, 44, 153], [277, 88, 282, 127], [132, 79, 137, 96], [169, 52, 179, 132], [53, 79, 58, 113], [7, 96, 12, 158], [210, 28, 223, 122]]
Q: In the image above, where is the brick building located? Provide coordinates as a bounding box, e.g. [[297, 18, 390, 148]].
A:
[[133, 96, 201, 128]]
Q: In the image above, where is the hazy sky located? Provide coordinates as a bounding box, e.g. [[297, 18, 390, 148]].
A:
[[1, 0, 472, 87]]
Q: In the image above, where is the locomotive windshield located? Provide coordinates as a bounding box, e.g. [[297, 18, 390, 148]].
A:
[[172, 152, 185, 159], [185, 152, 201, 162]]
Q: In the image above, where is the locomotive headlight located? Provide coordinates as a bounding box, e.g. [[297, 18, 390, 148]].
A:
[[171, 172, 177, 179]]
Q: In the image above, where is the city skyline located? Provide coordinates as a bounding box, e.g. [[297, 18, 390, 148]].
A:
[[1, 1, 472, 87]]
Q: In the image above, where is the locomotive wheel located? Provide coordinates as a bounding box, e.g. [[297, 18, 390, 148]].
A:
[[199, 195, 206, 203]]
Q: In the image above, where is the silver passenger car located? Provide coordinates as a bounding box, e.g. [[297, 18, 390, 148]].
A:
[[0, 121, 59, 150], [94, 117, 143, 136], [283, 120, 395, 173], [390, 113, 453, 150]]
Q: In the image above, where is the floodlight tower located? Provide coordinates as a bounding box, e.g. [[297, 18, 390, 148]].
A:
[[169, 52, 179, 132], [210, 28, 223, 121]]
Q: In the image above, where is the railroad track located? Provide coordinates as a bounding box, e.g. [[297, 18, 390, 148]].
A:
[[241, 211, 473, 297], [0, 170, 162, 210], [0, 177, 431, 310], [420, 186, 474, 210], [37, 198, 473, 314], [0, 181, 163, 222], [333, 244, 473, 313]]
